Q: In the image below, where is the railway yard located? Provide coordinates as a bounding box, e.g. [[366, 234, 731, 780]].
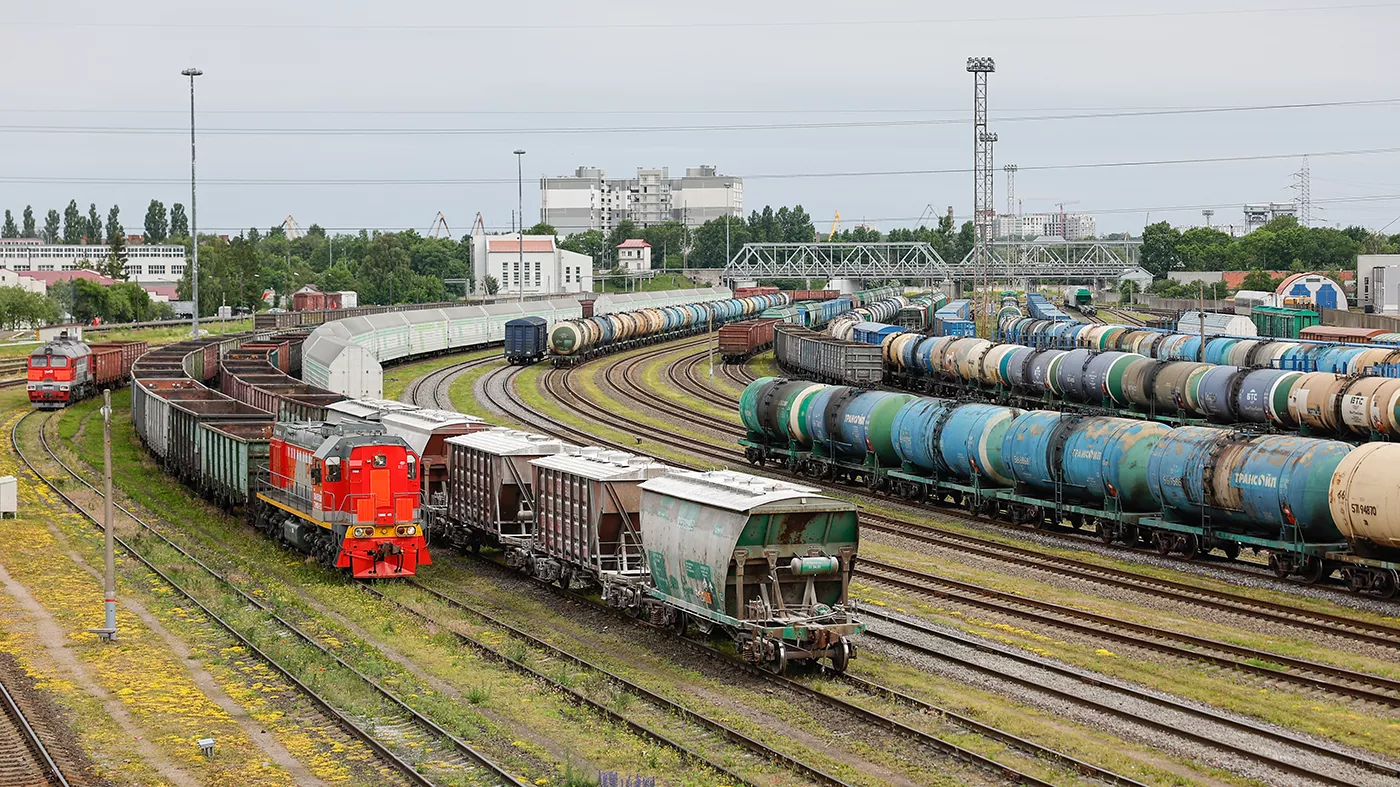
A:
[[4, 292, 1400, 787]]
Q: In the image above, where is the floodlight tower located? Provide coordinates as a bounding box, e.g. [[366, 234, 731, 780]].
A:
[[968, 56, 996, 333]]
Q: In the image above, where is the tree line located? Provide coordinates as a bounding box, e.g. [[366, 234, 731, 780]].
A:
[[1, 199, 188, 246], [1139, 216, 1399, 280]]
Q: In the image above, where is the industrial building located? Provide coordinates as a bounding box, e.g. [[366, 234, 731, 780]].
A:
[[0, 238, 187, 284], [1243, 203, 1297, 234], [994, 212, 1097, 240], [1357, 254, 1400, 314], [470, 233, 593, 296], [540, 165, 742, 236]]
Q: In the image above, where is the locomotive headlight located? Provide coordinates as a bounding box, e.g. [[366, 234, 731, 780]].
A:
[[396, 526, 417, 537], [352, 527, 372, 538]]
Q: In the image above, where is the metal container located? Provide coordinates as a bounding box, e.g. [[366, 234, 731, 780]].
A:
[[1288, 372, 1351, 433], [1026, 349, 1065, 395], [1189, 365, 1244, 422], [809, 390, 916, 464], [1000, 346, 1035, 390], [981, 344, 1020, 386], [1151, 361, 1210, 414], [952, 338, 994, 381], [740, 377, 825, 445], [1002, 412, 1168, 509], [893, 399, 1020, 485], [1336, 376, 1400, 438], [1082, 351, 1142, 406], [1328, 443, 1400, 550], [1147, 428, 1350, 542], [1234, 368, 1302, 427], [1120, 357, 1160, 410], [1049, 348, 1094, 400]]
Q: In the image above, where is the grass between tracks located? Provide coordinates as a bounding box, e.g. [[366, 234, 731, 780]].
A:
[[849, 572, 1400, 758], [0, 398, 328, 785], [382, 347, 497, 401], [55, 391, 777, 787], [636, 349, 739, 426]]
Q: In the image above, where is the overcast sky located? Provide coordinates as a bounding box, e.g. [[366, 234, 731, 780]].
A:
[[3, 0, 1398, 238]]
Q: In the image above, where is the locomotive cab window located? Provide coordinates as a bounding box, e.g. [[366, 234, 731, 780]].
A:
[[406, 454, 417, 480], [373, 453, 387, 468], [49, 357, 68, 367], [29, 357, 47, 367], [326, 457, 342, 482]]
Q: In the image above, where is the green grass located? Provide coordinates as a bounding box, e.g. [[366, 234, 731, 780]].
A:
[[381, 348, 496, 401], [595, 273, 703, 293]]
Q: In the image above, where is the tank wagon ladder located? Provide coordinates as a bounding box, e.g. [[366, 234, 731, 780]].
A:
[[13, 412, 521, 787]]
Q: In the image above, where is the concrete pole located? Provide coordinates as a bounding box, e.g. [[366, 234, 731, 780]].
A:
[[89, 389, 117, 642]]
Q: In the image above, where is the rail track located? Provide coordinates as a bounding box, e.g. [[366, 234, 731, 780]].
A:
[[12, 409, 523, 787], [420, 353, 1147, 785], [361, 581, 841, 787], [0, 671, 70, 787], [399, 341, 1400, 782]]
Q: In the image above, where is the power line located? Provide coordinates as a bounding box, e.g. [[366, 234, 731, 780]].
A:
[[3, 144, 1400, 187], [6, 3, 1395, 31], [0, 98, 1394, 137]]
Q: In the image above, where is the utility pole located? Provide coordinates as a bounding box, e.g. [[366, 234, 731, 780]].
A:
[[181, 67, 203, 338], [90, 390, 117, 642], [1292, 155, 1312, 227], [724, 183, 732, 267], [514, 149, 526, 302], [1198, 281, 1206, 362]]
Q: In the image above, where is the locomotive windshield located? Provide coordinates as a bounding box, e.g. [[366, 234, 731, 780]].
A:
[[49, 357, 68, 367], [29, 357, 47, 367]]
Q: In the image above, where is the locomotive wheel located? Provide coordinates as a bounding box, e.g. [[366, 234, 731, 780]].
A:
[[829, 639, 851, 675]]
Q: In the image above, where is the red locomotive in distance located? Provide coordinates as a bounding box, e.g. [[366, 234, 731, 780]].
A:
[[250, 421, 431, 578], [27, 333, 147, 409]]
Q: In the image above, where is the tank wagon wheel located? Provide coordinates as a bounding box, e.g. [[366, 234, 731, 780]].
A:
[[1342, 568, 1364, 594], [1093, 519, 1115, 545], [1378, 570, 1400, 600], [1181, 534, 1202, 560], [1220, 542, 1241, 561], [671, 611, 688, 637], [1268, 553, 1291, 579], [1153, 532, 1174, 557], [1302, 556, 1327, 585]]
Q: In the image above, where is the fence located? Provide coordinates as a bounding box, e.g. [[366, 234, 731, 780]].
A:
[[1320, 308, 1400, 330]]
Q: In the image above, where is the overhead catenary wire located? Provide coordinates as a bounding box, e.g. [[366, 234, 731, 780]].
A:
[[5, 2, 1396, 31], [0, 97, 1395, 137]]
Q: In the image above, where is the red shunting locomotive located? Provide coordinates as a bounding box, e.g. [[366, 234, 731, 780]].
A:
[[28, 332, 147, 409], [251, 421, 431, 578]]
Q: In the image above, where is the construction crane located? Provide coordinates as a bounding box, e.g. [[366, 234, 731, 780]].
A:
[[827, 211, 841, 241], [281, 215, 303, 239], [429, 211, 452, 238]]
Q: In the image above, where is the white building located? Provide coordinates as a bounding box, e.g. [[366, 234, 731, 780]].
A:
[[616, 239, 652, 272], [541, 165, 742, 235], [0, 238, 186, 284], [0, 268, 46, 294], [994, 212, 1097, 240], [471, 233, 593, 296]]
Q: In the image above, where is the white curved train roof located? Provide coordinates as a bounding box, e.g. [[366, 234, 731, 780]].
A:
[[302, 288, 731, 399]]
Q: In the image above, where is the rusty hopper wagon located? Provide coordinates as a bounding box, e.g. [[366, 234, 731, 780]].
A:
[[636, 470, 864, 672], [443, 428, 575, 553], [528, 448, 671, 589]]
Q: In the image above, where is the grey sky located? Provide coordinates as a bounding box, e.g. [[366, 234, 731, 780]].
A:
[[3, 0, 1398, 238]]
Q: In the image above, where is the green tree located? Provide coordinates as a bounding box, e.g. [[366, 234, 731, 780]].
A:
[[1239, 269, 1278, 292], [62, 200, 83, 244], [560, 229, 608, 264], [86, 203, 102, 244], [1, 211, 16, 239], [689, 216, 749, 267], [525, 222, 557, 237], [1118, 279, 1140, 303], [21, 206, 35, 238], [169, 203, 189, 238], [68, 278, 109, 323], [483, 275, 500, 295], [106, 205, 123, 243], [104, 233, 129, 280], [0, 286, 58, 329], [143, 199, 168, 243], [1140, 221, 1182, 279], [41, 210, 60, 243], [777, 204, 816, 242], [1176, 226, 1233, 271]]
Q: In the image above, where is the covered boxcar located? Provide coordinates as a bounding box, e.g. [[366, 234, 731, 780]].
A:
[[504, 316, 549, 365], [718, 318, 779, 363], [443, 428, 575, 553]]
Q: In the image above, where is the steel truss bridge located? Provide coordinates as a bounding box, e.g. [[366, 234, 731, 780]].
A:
[[722, 240, 1142, 285]]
